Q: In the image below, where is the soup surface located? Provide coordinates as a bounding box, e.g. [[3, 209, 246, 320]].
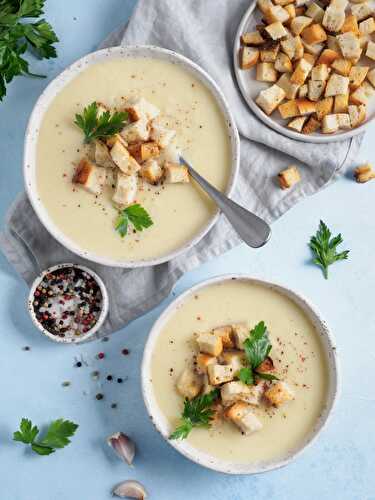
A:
[[36, 57, 232, 262], [151, 279, 329, 464]]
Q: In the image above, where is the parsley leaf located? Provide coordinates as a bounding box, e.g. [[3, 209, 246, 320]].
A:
[[170, 389, 220, 440], [243, 321, 272, 370], [309, 220, 349, 279], [74, 101, 128, 143], [239, 367, 254, 385], [115, 204, 153, 238], [13, 417, 78, 456], [0, 0, 58, 101], [256, 372, 279, 381]]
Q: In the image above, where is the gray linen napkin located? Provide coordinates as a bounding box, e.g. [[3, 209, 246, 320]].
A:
[[0, 0, 363, 340]]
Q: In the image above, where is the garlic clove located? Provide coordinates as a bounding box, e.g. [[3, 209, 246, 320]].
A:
[[107, 432, 136, 465], [112, 480, 147, 499]]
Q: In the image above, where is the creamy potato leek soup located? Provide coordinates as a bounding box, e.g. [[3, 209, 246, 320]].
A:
[[151, 279, 329, 464], [36, 58, 232, 262]]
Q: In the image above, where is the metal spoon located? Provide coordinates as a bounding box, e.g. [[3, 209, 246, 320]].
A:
[[179, 157, 271, 248]]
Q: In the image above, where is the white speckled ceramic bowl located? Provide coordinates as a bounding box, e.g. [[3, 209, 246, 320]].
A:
[[233, 2, 372, 143], [142, 274, 340, 474], [28, 263, 109, 344], [24, 45, 240, 268]]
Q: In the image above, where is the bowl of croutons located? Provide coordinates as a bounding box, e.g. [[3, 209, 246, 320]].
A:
[[142, 274, 340, 473], [234, 0, 375, 142]]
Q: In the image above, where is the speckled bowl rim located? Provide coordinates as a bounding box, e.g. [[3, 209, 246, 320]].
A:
[[233, 2, 370, 143], [24, 45, 240, 268], [27, 263, 109, 344], [142, 274, 340, 475]]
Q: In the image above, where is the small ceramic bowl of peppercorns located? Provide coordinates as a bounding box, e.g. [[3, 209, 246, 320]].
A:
[[28, 263, 109, 343]]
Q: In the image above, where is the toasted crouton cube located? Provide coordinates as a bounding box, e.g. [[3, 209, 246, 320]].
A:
[[196, 332, 223, 357], [121, 119, 150, 144], [327, 35, 341, 52], [316, 97, 334, 119], [301, 24, 327, 45], [337, 32, 362, 60], [127, 141, 160, 163], [303, 52, 316, 65], [359, 17, 375, 35], [239, 47, 260, 69], [350, 81, 375, 104], [334, 94, 349, 112], [241, 31, 265, 46], [260, 43, 280, 63], [257, 0, 274, 15], [106, 133, 127, 149], [212, 325, 234, 348], [231, 323, 249, 350], [278, 99, 300, 118], [281, 37, 297, 59], [196, 353, 217, 375], [325, 73, 350, 96], [110, 139, 136, 175], [308, 80, 326, 101], [322, 114, 339, 133], [274, 0, 294, 5], [349, 66, 369, 89], [366, 40, 375, 60], [341, 14, 360, 35], [367, 67, 375, 87], [351, 3, 373, 21], [288, 115, 308, 131], [202, 374, 215, 395], [302, 40, 324, 56], [278, 165, 301, 188], [336, 113, 351, 129], [221, 381, 264, 407], [112, 173, 137, 206], [125, 97, 160, 122], [208, 364, 234, 386], [298, 83, 308, 97], [290, 57, 313, 85], [219, 351, 245, 374], [158, 143, 181, 164], [164, 162, 189, 183], [317, 48, 340, 65], [359, 34, 371, 49], [323, 6, 346, 32], [348, 103, 367, 126], [354, 163, 375, 182], [331, 0, 348, 9], [302, 116, 321, 135], [264, 381, 295, 407], [331, 58, 353, 76], [305, 2, 325, 23], [291, 16, 313, 35], [256, 62, 278, 82], [275, 52, 293, 72], [225, 402, 263, 435], [139, 159, 163, 185], [90, 140, 115, 169], [176, 368, 203, 400], [72, 159, 104, 195], [311, 64, 329, 81], [149, 120, 176, 149], [284, 3, 296, 19], [265, 5, 290, 24], [256, 84, 286, 114], [265, 21, 289, 40], [296, 98, 317, 114]]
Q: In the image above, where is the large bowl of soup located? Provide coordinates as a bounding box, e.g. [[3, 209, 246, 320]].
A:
[[142, 275, 340, 474], [24, 46, 239, 267]]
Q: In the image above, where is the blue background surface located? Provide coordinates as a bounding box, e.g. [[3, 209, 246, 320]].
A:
[[1, 1, 374, 499]]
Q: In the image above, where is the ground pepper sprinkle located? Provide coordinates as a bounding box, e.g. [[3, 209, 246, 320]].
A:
[[31, 267, 103, 339]]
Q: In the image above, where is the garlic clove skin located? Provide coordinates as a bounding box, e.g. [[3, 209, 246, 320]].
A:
[[112, 480, 147, 499], [107, 432, 135, 465]]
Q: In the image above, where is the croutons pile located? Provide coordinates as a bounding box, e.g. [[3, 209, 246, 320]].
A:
[[176, 323, 295, 435], [72, 97, 189, 205], [239, 0, 375, 135]]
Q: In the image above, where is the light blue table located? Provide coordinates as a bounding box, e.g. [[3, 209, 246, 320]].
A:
[[1, 1, 374, 499]]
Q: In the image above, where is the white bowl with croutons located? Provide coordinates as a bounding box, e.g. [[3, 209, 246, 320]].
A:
[[234, 0, 375, 142], [24, 46, 240, 268], [142, 274, 340, 474]]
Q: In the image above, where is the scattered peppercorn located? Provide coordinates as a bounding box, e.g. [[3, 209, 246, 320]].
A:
[[62, 381, 71, 387], [117, 378, 123, 384], [111, 403, 118, 409], [102, 336, 109, 342], [91, 370, 100, 380], [97, 352, 105, 360], [76, 361, 82, 368], [96, 393, 104, 400], [22, 346, 31, 351], [107, 375, 113, 381], [121, 348, 130, 356]]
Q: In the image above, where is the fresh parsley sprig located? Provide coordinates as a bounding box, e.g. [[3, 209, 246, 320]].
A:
[[169, 389, 220, 440], [239, 321, 279, 385], [0, 0, 58, 101], [115, 203, 153, 238], [309, 220, 349, 279], [13, 417, 78, 455], [74, 102, 128, 143]]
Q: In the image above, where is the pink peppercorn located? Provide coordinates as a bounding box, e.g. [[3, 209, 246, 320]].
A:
[[97, 352, 105, 359]]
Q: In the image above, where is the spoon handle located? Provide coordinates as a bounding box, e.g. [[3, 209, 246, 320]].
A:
[[180, 157, 271, 249]]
